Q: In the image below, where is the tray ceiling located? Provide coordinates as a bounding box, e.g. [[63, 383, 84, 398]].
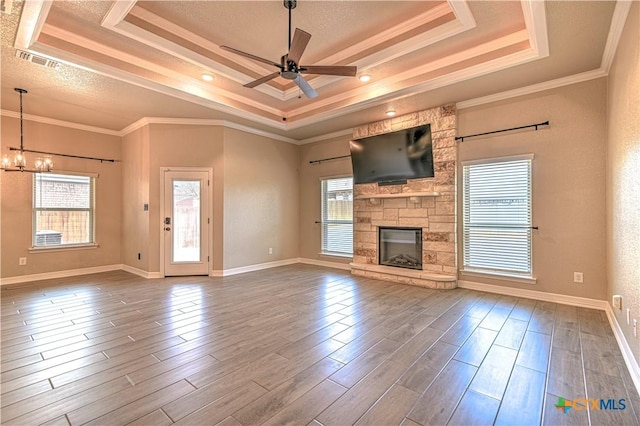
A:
[[0, 1, 620, 140]]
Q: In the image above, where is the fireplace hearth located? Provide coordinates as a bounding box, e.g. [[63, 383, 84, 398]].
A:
[[379, 227, 422, 270]]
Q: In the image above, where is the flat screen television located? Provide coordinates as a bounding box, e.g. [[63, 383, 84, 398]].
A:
[[349, 123, 434, 185]]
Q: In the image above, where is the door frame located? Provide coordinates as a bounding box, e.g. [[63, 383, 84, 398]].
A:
[[159, 167, 213, 277]]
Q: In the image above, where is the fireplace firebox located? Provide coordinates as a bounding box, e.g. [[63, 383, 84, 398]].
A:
[[379, 227, 423, 270]]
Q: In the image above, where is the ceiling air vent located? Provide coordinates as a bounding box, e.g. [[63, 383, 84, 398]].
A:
[[15, 50, 61, 70]]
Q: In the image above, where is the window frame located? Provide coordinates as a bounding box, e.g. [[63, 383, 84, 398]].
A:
[[320, 175, 354, 257], [31, 171, 98, 252], [461, 154, 534, 279]]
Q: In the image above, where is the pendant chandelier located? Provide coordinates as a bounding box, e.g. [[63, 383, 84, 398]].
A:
[[1, 88, 53, 173]]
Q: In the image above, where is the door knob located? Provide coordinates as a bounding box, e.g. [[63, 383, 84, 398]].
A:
[[164, 227, 171, 231]]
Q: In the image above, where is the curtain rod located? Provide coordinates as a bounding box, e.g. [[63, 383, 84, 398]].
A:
[[309, 154, 350, 165], [455, 120, 549, 142], [9, 147, 116, 163]]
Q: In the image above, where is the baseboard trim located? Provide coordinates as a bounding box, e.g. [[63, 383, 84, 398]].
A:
[[604, 304, 640, 394], [457, 280, 608, 310], [0, 258, 349, 283], [459, 279, 639, 394], [210, 258, 299, 277], [0, 264, 123, 286], [121, 264, 162, 279], [298, 258, 352, 271]]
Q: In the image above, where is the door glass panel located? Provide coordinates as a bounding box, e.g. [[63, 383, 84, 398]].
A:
[[172, 180, 201, 262]]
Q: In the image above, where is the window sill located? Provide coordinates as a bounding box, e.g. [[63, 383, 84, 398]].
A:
[[319, 252, 353, 259], [29, 243, 99, 254], [460, 269, 537, 285]]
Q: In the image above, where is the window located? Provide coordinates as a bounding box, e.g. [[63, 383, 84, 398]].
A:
[[33, 173, 96, 248], [462, 156, 532, 276], [321, 177, 353, 255]]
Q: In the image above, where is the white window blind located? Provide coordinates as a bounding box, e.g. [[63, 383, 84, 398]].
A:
[[463, 157, 532, 276], [321, 177, 353, 255], [33, 173, 95, 247]]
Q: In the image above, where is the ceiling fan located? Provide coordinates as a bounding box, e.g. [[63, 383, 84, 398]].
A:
[[220, 0, 357, 99]]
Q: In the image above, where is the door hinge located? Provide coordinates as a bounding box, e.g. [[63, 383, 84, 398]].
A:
[[208, 179, 210, 186], [208, 218, 210, 224], [207, 256, 210, 262]]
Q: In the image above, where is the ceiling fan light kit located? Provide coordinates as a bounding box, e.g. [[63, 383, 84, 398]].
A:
[[220, 0, 357, 99], [2, 88, 116, 172], [1, 88, 54, 173]]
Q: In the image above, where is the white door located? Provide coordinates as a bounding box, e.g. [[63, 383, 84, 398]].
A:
[[163, 170, 210, 276]]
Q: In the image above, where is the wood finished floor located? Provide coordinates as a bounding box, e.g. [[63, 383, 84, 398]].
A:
[[1, 265, 639, 426]]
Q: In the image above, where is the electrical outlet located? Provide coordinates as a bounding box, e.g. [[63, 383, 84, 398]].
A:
[[627, 308, 631, 325], [573, 272, 583, 283], [268, 247, 273, 255], [137, 253, 141, 260], [18, 257, 27, 266], [634, 319, 637, 338], [612, 295, 622, 309]]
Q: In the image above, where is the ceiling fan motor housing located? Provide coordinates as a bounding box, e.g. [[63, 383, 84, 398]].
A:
[[281, 70, 298, 80], [221, 0, 355, 98]]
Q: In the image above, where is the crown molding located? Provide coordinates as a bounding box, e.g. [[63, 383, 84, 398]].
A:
[[285, 29, 532, 123], [1, 65, 611, 145], [456, 68, 608, 110], [109, 1, 471, 103], [120, 117, 298, 144], [0, 110, 296, 144], [283, 2, 471, 99], [0, 110, 121, 136], [106, 4, 286, 99], [299, 128, 353, 145], [14, 0, 51, 50], [100, 0, 137, 28], [19, 0, 540, 130], [41, 24, 285, 118], [521, 0, 549, 58], [601, 0, 634, 73], [286, 46, 539, 131]]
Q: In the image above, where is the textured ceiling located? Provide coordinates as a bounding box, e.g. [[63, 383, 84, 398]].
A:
[[0, 1, 619, 141]]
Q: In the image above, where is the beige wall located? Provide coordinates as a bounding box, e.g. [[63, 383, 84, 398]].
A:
[[120, 123, 298, 274], [121, 126, 150, 271], [457, 79, 608, 300], [0, 117, 122, 278], [222, 128, 300, 269], [607, 2, 639, 364], [146, 124, 225, 272], [298, 135, 353, 265]]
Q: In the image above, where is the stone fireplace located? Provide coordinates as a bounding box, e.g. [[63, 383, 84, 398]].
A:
[[350, 105, 458, 289]]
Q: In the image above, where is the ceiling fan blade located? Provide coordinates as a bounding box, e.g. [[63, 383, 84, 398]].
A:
[[220, 45, 281, 68], [287, 28, 311, 64], [301, 65, 357, 76], [294, 75, 318, 99], [244, 72, 281, 88]]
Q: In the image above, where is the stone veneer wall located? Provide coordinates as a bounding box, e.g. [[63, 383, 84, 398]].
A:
[[351, 104, 457, 289]]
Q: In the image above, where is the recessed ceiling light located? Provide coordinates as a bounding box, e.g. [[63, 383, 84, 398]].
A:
[[359, 74, 371, 82], [201, 73, 214, 82], [386, 110, 396, 117]]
